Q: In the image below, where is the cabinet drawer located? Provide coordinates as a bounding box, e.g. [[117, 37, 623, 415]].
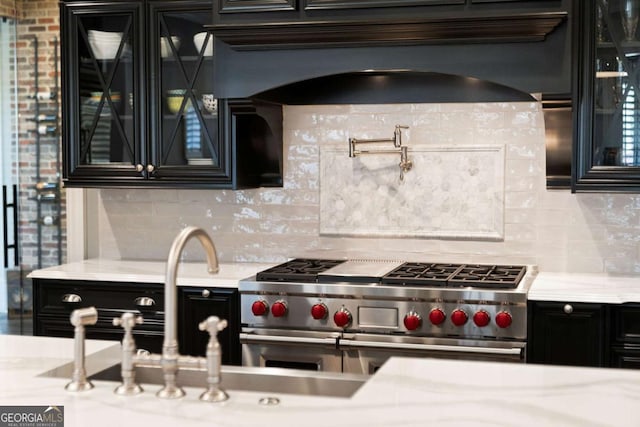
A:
[[35, 280, 164, 316], [611, 304, 640, 344], [610, 346, 640, 370]]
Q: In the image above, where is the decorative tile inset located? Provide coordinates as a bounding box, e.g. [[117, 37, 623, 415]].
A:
[[319, 145, 506, 240]]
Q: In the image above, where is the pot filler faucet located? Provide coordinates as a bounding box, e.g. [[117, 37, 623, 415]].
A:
[[66, 226, 229, 403]]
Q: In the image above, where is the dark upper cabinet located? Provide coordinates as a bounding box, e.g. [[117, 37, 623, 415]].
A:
[[573, 0, 640, 191], [61, 0, 283, 188], [528, 301, 608, 367]]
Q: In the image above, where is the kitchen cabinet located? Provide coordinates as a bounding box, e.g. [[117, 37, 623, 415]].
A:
[[61, 0, 282, 188], [33, 278, 242, 364], [573, 0, 640, 191], [527, 301, 608, 367], [33, 279, 165, 353], [178, 287, 241, 365], [610, 303, 640, 369]]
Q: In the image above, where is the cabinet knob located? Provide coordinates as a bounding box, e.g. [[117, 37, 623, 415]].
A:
[[134, 296, 156, 307], [135, 164, 144, 172], [146, 164, 155, 173], [202, 289, 210, 298], [61, 293, 82, 303], [563, 304, 573, 314]]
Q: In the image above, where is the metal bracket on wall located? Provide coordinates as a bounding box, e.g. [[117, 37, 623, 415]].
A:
[[2, 184, 18, 268], [348, 125, 413, 181]]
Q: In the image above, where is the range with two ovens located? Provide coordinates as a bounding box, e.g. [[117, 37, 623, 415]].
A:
[[239, 259, 537, 375]]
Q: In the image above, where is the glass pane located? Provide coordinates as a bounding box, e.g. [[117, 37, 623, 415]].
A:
[[77, 14, 135, 165], [158, 10, 218, 168]]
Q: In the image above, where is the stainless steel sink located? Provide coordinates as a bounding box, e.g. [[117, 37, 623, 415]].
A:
[[89, 363, 367, 398], [39, 345, 368, 398]]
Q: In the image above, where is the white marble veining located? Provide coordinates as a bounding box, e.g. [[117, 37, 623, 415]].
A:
[[529, 271, 640, 303], [27, 259, 275, 288], [2, 335, 640, 426], [319, 145, 505, 240]]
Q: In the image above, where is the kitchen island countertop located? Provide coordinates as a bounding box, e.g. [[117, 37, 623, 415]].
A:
[[27, 258, 276, 288], [0, 334, 639, 427]]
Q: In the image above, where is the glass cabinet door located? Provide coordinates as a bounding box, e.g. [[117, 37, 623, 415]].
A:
[[63, 2, 144, 182], [149, 2, 223, 179], [575, 0, 640, 190]]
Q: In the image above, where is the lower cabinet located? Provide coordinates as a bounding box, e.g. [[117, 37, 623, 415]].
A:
[[33, 279, 241, 365], [33, 279, 165, 353], [178, 286, 241, 365], [527, 301, 607, 367], [610, 304, 640, 369]]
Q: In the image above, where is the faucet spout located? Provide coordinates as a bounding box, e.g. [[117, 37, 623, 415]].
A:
[[158, 226, 219, 399]]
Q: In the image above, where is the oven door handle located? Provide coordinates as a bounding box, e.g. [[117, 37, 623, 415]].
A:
[[240, 333, 338, 347], [339, 339, 523, 356]]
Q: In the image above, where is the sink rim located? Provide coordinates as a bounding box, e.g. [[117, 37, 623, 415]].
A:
[[38, 343, 370, 398]]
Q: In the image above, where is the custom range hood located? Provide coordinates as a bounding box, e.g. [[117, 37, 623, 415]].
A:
[[210, 1, 572, 102], [209, 0, 573, 186]]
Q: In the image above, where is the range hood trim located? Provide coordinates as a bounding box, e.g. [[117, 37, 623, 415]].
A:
[[208, 11, 567, 50], [250, 70, 538, 105]]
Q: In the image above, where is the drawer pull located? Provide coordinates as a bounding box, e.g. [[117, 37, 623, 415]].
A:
[[563, 304, 573, 314], [61, 294, 82, 303], [202, 289, 210, 298], [135, 297, 156, 307]]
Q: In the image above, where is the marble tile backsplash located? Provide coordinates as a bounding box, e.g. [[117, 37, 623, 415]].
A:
[[96, 102, 640, 274]]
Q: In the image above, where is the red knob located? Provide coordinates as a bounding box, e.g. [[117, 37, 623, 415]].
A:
[[428, 308, 446, 325], [333, 308, 352, 328], [251, 300, 268, 316], [473, 310, 491, 327], [404, 312, 422, 331], [311, 303, 328, 320], [271, 300, 288, 317], [495, 311, 513, 328], [451, 309, 468, 326]]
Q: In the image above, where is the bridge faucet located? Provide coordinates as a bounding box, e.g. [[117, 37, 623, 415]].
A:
[[158, 226, 219, 399]]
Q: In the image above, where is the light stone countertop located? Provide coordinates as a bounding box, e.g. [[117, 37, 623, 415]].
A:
[[1, 335, 639, 427], [27, 259, 276, 288], [528, 271, 640, 304]]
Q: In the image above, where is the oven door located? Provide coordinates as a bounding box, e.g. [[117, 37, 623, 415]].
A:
[[340, 333, 525, 375], [240, 328, 343, 373]]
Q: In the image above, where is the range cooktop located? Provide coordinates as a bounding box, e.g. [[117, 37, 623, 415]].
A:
[[255, 259, 527, 290]]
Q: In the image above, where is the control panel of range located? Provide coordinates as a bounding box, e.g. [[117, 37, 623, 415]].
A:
[[241, 294, 525, 340]]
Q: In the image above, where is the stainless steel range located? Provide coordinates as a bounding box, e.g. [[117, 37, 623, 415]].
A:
[[239, 259, 537, 374]]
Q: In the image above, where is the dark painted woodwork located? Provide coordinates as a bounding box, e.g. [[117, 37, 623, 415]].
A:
[[61, 0, 283, 189], [528, 301, 607, 367], [572, 0, 640, 191], [33, 279, 165, 353], [609, 304, 640, 370], [304, 0, 465, 10], [33, 279, 242, 364], [178, 287, 241, 365], [252, 70, 537, 104], [210, 12, 567, 50], [220, 0, 297, 13]]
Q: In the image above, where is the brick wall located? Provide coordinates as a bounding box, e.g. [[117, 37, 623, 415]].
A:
[[0, 0, 17, 18], [14, 0, 65, 285]]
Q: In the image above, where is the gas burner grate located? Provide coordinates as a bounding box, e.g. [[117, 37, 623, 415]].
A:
[[382, 263, 464, 286], [256, 259, 346, 282], [448, 265, 526, 289], [381, 263, 526, 289]]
